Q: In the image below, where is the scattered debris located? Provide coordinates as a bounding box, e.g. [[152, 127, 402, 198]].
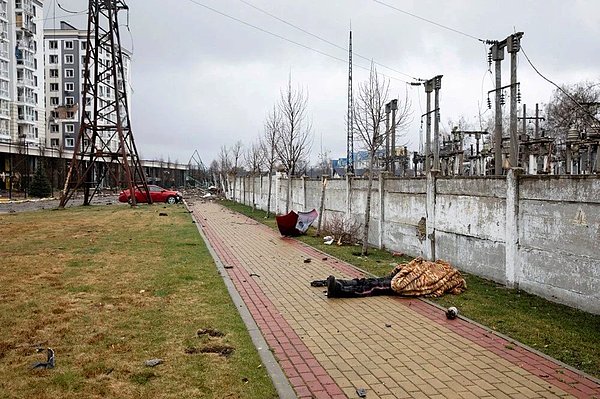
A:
[[249, 272, 260, 277], [322, 257, 328, 261], [197, 328, 225, 338], [276, 209, 318, 236], [31, 348, 55, 369], [356, 387, 367, 397], [392, 252, 404, 257], [323, 235, 334, 245], [242, 377, 249, 383], [159, 212, 168, 216], [139, 289, 145, 294], [303, 258, 311, 263], [385, 323, 392, 328], [446, 306, 458, 320], [144, 358, 163, 367], [199, 344, 235, 357]]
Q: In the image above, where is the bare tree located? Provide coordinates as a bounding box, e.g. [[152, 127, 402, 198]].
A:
[[354, 64, 411, 256], [275, 77, 313, 213], [218, 145, 231, 195], [245, 140, 264, 210], [546, 80, 600, 140], [261, 106, 281, 217], [230, 141, 243, 201]]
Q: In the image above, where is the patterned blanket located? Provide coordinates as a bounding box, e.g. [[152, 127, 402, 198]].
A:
[[390, 257, 466, 297]]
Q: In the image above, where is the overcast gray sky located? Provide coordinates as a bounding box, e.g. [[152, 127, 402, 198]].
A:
[[45, 0, 600, 166]]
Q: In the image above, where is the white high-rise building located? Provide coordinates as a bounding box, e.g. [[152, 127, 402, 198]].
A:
[[0, 0, 45, 148]]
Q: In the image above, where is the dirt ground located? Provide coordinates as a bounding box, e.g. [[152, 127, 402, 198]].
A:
[[0, 194, 125, 214]]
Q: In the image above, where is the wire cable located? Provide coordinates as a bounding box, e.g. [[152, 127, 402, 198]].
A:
[[237, 0, 420, 81], [56, 1, 87, 14], [521, 45, 600, 125], [372, 0, 485, 43], [184, 0, 410, 84]]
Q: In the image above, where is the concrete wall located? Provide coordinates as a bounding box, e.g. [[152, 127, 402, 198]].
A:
[[233, 172, 600, 314]]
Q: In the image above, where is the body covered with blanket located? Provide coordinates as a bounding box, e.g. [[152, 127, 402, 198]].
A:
[[313, 257, 466, 298]]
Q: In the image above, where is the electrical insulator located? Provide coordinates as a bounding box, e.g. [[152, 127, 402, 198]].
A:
[[487, 96, 491, 109], [500, 92, 505, 105], [517, 89, 521, 103], [487, 51, 492, 67]]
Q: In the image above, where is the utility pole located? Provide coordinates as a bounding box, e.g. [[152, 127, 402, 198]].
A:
[[385, 102, 390, 171], [508, 33, 523, 168], [491, 42, 504, 175], [425, 80, 433, 173], [433, 75, 442, 170], [390, 99, 398, 175], [59, 0, 150, 208]]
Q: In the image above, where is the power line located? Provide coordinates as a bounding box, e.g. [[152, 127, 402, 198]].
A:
[[56, 1, 87, 14], [372, 0, 485, 43], [184, 0, 411, 84], [521, 45, 600, 125], [237, 0, 420, 81]]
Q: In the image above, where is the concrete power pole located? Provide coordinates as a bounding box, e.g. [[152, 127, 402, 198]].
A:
[[433, 76, 442, 170], [385, 103, 391, 171], [425, 80, 433, 173], [390, 99, 398, 175], [492, 42, 504, 175], [508, 33, 523, 168]]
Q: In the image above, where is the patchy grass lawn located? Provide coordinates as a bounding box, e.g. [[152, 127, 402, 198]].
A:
[[0, 204, 277, 399], [220, 199, 600, 379]]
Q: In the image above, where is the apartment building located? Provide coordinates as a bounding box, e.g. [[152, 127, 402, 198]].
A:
[[0, 0, 45, 147], [43, 20, 132, 151]]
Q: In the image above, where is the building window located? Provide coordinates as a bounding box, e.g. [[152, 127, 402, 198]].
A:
[[50, 124, 59, 133], [66, 111, 74, 119], [81, 41, 87, 50], [64, 69, 74, 78], [49, 83, 58, 91], [50, 138, 59, 146], [64, 40, 73, 49], [65, 124, 75, 133], [49, 54, 58, 64], [49, 69, 58, 78], [51, 111, 58, 118], [65, 137, 74, 147], [64, 54, 74, 64], [65, 96, 74, 105], [49, 40, 58, 50], [65, 82, 74, 92], [50, 97, 59, 105]]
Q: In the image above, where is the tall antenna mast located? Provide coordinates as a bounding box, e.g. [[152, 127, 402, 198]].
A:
[[59, 0, 150, 207], [346, 28, 354, 174]]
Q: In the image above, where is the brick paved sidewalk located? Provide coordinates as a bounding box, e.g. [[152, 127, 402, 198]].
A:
[[191, 201, 600, 399]]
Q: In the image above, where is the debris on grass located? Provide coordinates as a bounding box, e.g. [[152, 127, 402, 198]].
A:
[[197, 328, 225, 338], [144, 358, 163, 367]]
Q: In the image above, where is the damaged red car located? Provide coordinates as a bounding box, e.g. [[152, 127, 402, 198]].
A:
[[118, 184, 182, 204]]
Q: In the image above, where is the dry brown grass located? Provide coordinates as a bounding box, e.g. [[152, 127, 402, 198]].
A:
[[0, 205, 277, 398]]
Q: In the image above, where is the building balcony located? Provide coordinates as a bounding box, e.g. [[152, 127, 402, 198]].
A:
[[17, 114, 36, 124], [16, 77, 34, 87], [16, 59, 35, 70], [17, 95, 35, 105]]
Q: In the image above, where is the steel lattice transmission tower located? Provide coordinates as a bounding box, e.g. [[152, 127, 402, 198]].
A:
[[59, 0, 150, 207], [346, 30, 354, 174]]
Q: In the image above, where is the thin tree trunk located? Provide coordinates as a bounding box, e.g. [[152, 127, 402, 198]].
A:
[[361, 153, 376, 256], [286, 176, 291, 213], [266, 169, 273, 218]]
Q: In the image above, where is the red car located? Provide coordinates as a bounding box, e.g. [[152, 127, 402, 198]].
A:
[[118, 184, 183, 204]]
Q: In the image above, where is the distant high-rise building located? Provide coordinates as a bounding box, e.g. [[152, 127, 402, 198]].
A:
[[43, 20, 132, 151], [0, 0, 45, 148]]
